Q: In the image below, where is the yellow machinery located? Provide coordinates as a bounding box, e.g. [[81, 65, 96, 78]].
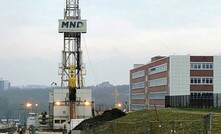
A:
[[69, 65, 76, 89], [69, 65, 77, 119]]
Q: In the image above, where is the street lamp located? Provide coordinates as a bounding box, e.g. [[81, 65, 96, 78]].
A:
[[35, 104, 38, 115], [117, 103, 122, 108], [23, 102, 32, 126], [26, 102, 32, 108], [84, 100, 91, 106], [115, 103, 122, 109], [54, 101, 61, 106]]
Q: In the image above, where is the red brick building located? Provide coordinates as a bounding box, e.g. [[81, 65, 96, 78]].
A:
[[130, 55, 221, 111]]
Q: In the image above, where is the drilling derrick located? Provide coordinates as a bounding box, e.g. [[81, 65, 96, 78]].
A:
[[58, 0, 87, 120]]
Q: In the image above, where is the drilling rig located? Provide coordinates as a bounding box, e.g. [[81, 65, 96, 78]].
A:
[[48, 0, 92, 132]]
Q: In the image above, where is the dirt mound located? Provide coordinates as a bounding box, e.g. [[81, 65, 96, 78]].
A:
[[74, 108, 126, 130]]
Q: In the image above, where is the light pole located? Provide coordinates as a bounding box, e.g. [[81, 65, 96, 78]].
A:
[[35, 104, 38, 115], [26, 102, 32, 110], [19, 104, 26, 125], [25, 102, 32, 126]]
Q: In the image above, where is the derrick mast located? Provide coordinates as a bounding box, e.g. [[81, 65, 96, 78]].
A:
[[58, 0, 87, 119]]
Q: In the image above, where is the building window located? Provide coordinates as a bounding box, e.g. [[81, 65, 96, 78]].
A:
[[202, 78, 206, 83], [194, 64, 198, 69], [190, 62, 213, 70], [148, 77, 167, 87], [202, 63, 206, 69], [190, 92, 213, 99], [132, 93, 145, 99], [132, 70, 145, 79], [55, 120, 60, 124], [210, 78, 213, 83], [197, 78, 201, 83], [131, 104, 144, 110], [61, 120, 66, 123], [198, 63, 201, 69], [148, 64, 167, 75], [190, 77, 213, 84], [151, 68, 156, 71], [210, 64, 213, 69], [191, 78, 194, 84], [131, 82, 145, 89], [149, 92, 167, 99]]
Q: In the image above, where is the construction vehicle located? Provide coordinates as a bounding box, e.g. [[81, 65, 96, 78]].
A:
[[26, 113, 37, 130]]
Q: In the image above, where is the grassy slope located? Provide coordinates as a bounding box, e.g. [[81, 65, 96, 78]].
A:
[[88, 108, 221, 134]]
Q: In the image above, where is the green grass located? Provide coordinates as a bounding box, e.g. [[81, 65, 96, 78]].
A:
[[115, 108, 206, 121], [82, 108, 221, 134]]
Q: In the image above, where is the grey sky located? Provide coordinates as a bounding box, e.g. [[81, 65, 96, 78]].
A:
[[0, 0, 221, 86]]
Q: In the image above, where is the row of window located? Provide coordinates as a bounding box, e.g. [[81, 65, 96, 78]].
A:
[[190, 92, 213, 99], [131, 104, 144, 111], [148, 64, 167, 75], [149, 92, 167, 99], [132, 77, 213, 89], [131, 82, 145, 89], [131, 92, 167, 100], [190, 62, 213, 70], [190, 77, 213, 84], [131, 70, 145, 79], [131, 93, 145, 99], [132, 62, 213, 79], [148, 77, 167, 87], [54, 119, 66, 124]]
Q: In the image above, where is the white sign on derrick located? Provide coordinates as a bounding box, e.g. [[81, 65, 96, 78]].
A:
[[59, 19, 87, 33]]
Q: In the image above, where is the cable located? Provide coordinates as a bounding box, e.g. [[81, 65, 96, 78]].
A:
[[82, 35, 98, 85]]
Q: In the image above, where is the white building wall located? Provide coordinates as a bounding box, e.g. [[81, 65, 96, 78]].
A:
[[76, 89, 92, 118], [52, 88, 92, 129], [169, 55, 190, 95], [53, 88, 70, 117], [213, 56, 221, 93], [54, 88, 69, 102], [53, 88, 70, 130]]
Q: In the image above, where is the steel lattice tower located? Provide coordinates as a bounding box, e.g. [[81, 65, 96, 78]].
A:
[[58, 0, 87, 119], [59, 0, 84, 89]]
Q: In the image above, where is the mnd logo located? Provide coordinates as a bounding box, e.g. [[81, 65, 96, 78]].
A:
[[59, 19, 87, 33], [61, 21, 84, 28]]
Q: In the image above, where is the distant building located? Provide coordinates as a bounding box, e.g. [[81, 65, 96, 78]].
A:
[[97, 82, 113, 87], [0, 79, 11, 90], [24, 85, 49, 89], [130, 55, 221, 111]]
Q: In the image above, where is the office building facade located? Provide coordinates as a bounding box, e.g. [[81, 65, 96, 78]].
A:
[[130, 55, 221, 111]]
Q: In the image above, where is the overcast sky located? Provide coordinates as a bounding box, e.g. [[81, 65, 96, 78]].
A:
[[0, 0, 221, 86]]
